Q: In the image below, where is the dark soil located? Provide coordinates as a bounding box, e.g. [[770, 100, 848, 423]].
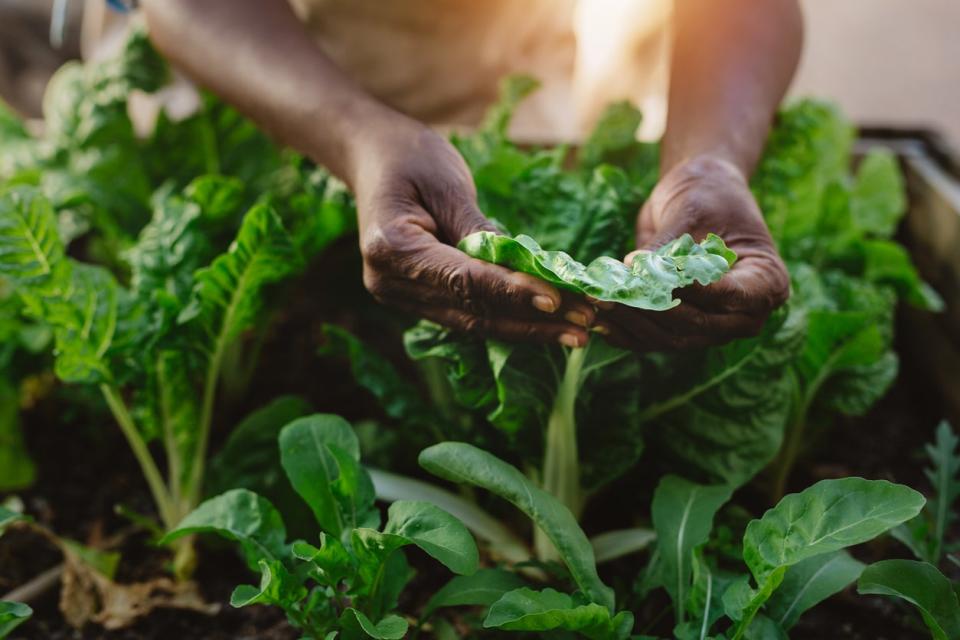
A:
[[1, 240, 955, 639]]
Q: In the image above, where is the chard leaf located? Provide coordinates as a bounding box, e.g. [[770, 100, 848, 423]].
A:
[[0, 601, 32, 638], [162, 488, 289, 571], [859, 239, 944, 311], [419, 442, 614, 610], [422, 568, 526, 619], [850, 149, 906, 237], [339, 609, 408, 640], [459, 231, 735, 310], [0, 187, 67, 289], [729, 478, 924, 639], [279, 414, 378, 538], [179, 203, 301, 356], [764, 551, 864, 629], [643, 307, 805, 486], [650, 475, 732, 625], [483, 588, 633, 639], [858, 560, 960, 640]]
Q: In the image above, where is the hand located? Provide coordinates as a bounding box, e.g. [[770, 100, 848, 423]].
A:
[[596, 155, 790, 352], [351, 117, 593, 346]]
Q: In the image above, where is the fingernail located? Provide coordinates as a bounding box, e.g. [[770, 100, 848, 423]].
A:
[[559, 333, 582, 348], [533, 295, 558, 314], [565, 310, 589, 327], [592, 324, 610, 335], [586, 296, 614, 310]]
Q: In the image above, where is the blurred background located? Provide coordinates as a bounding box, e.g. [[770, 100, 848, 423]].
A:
[[1, 0, 957, 148]]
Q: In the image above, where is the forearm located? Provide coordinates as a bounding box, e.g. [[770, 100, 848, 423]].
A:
[[662, 0, 803, 176], [140, 0, 403, 187]]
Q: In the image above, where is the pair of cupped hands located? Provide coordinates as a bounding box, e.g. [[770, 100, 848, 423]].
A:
[[352, 123, 789, 352]]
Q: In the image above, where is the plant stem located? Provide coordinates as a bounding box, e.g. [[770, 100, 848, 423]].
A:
[[185, 345, 223, 507], [100, 384, 176, 529], [771, 370, 810, 502], [535, 346, 587, 561]]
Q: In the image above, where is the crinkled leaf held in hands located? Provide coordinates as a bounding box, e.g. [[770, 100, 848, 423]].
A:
[[460, 231, 735, 310], [483, 588, 633, 640], [339, 608, 408, 640], [765, 551, 864, 629], [650, 475, 732, 624], [161, 488, 289, 571], [858, 560, 960, 640], [419, 442, 614, 610], [422, 568, 526, 619], [0, 601, 32, 639], [179, 204, 302, 354], [279, 414, 378, 538]]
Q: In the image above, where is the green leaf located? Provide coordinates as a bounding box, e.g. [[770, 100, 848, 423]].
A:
[[339, 608, 408, 640], [579, 102, 642, 170], [925, 421, 960, 562], [0, 506, 28, 535], [459, 231, 735, 310], [279, 414, 378, 538], [850, 149, 906, 237], [858, 560, 960, 640], [0, 380, 35, 491], [483, 588, 633, 640], [422, 568, 526, 619], [381, 500, 478, 575], [179, 203, 302, 355], [207, 396, 314, 534], [292, 532, 356, 587], [161, 488, 289, 570], [419, 442, 614, 610], [0, 187, 67, 289], [764, 551, 864, 629], [650, 475, 732, 624], [0, 601, 32, 639], [729, 478, 924, 639], [229, 559, 306, 609]]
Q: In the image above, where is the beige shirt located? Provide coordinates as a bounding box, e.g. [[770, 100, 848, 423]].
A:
[[287, 0, 672, 142]]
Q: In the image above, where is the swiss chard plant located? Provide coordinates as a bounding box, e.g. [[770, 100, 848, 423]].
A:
[[164, 414, 480, 639], [0, 31, 355, 576]]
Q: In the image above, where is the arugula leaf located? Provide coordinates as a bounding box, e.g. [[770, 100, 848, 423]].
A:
[[650, 475, 733, 625], [728, 478, 925, 638], [858, 560, 960, 640], [279, 414, 379, 538], [422, 568, 526, 619], [339, 609, 408, 640], [0, 601, 32, 639], [419, 442, 614, 610], [764, 551, 864, 629], [460, 231, 735, 310], [483, 588, 633, 639]]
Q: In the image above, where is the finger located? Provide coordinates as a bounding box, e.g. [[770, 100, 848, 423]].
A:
[[559, 291, 596, 329], [597, 309, 717, 352], [420, 307, 590, 347], [621, 302, 769, 341]]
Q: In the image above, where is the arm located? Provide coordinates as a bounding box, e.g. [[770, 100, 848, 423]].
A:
[[141, 0, 592, 346], [599, 0, 801, 351]]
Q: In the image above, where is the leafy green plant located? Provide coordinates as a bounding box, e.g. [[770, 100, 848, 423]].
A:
[[857, 559, 960, 640], [164, 414, 479, 639]]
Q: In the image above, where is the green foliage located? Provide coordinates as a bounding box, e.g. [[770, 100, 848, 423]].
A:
[[0, 601, 32, 639], [165, 415, 479, 639], [858, 560, 960, 640], [483, 588, 633, 639]]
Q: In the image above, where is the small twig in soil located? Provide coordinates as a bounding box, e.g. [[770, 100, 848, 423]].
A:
[[1, 563, 64, 604]]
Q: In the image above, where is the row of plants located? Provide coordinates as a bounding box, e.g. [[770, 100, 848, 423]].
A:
[[0, 29, 957, 639]]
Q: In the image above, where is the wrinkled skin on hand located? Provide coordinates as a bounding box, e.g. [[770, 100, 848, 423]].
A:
[[353, 121, 593, 346], [597, 155, 790, 352]]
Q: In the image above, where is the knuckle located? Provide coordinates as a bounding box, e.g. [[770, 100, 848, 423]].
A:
[[361, 268, 391, 304], [444, 264, 485, 315]]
